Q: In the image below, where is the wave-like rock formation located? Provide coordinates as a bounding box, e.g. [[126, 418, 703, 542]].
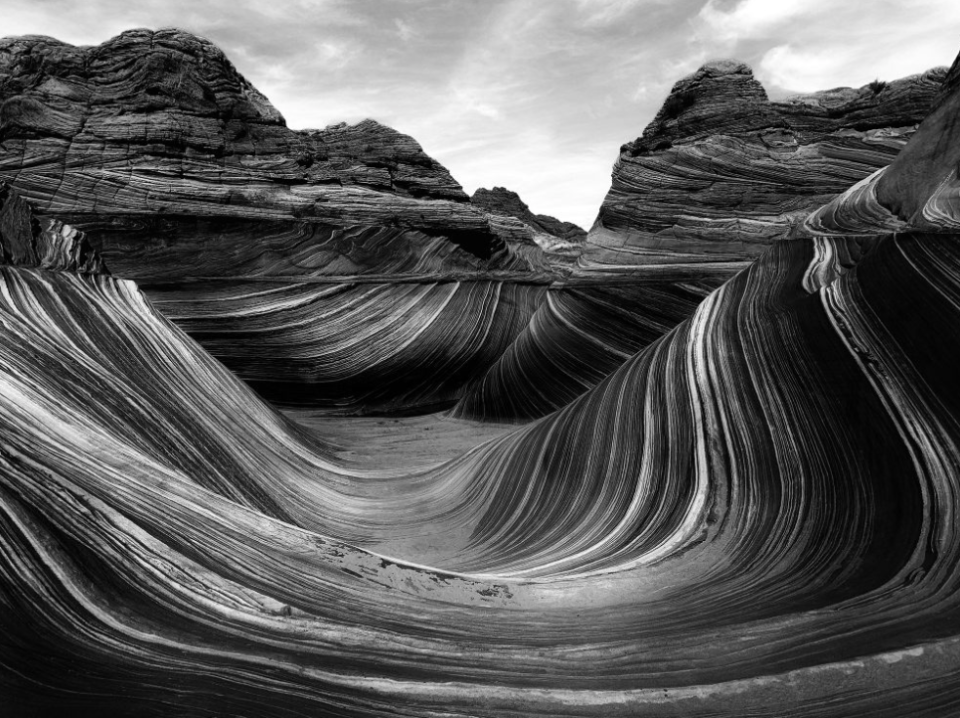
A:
[[148, 279, 545, 411], [452, 273, 726, 421], [6, 35, 960, 716], [6, 205, 960, 715], [456, 61, 949, 423], [585, 60, 947, 270]]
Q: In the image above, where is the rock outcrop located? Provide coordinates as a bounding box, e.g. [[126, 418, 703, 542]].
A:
[[453, 60, 950, 422], [471, 186, 586, 244], [0, 28, 544, 266], [805, 50, 960, 235], [584, 60, 947, 270], [0, 180, 105, 273], [0, 29, 563, 413]]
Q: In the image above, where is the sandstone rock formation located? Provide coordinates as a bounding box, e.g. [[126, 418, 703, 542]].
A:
[[0, 180, 105, 273], [0, 29, 562, 413], [6, 41, 960, 713], [584, 59, 947, 270], [454, 60, 949, 422], [471, 185, 586, 245], [805, 49, 960, 235]]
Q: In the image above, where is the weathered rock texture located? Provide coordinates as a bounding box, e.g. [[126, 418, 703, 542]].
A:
[[7, 55, 960, 713], [805, 50, 960, 235], [471, 186, 586, 244], [0, 180, 105, 273], [584, 60, 947, 271], [0, 29, 562, 413], [452, 60, 951, 422], [0, 28, 544, 267]]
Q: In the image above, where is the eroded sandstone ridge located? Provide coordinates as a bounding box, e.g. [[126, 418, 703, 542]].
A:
[[0, 29, 564, 413], [471, 185, 586, 245], [455, 60, 950, 422], [1, 31, 475, 232], [805, 48, 960, 235], [584, 59, 947, 270]]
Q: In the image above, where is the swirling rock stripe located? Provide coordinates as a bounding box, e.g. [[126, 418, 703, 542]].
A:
[[147, 279, 545, 412], [452, 278, 721, 421], [6, 228, 960, 714], [0, 182, 106, 273]]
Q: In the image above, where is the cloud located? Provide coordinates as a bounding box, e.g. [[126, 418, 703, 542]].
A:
[[395, 18, 416, 42], [575, 0, 664, 26], [316, 40, 360, 72], [697, 0, 809, 44]]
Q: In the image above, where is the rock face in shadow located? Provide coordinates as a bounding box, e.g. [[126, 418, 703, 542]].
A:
[[0, 180, 105, 273], [584, 60, 947, 271]]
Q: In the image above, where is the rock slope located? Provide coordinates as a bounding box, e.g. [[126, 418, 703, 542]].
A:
[[0, 29, 560, 413], [584, 60, 947, 270], [454, 60, 949, 422], [1, 31, 476, 230], [805, 49, 960, 235]]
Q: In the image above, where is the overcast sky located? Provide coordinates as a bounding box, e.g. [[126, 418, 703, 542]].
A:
[[5, 0, 960, 228]]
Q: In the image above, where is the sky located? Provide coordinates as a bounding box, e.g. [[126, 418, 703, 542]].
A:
[[5, 0, 960, 229]]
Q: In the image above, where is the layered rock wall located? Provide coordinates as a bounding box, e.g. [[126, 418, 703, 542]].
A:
[[585, 60, 947, 270]]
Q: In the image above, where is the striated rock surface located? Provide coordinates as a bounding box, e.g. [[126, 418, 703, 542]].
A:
[[6, 38, 960, 718], [0, 180, 105, 273], [805, 50, 960, 235], [584, 60, 947, 270], [0, 29, 567, 413], [452, 273, 726, 422], [6, 182, 960, 715], [471, 186, 587, 245], [453, 60, 951, 422], [1, 31, 455, 215], [0, 29, 563, 267]]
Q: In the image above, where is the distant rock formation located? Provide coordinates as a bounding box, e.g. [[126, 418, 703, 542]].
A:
[[471, 186, 586, 244], [0, 28, 545, 269], [583, 60, 947, 271]]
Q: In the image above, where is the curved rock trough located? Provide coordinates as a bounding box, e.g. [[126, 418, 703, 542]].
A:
[[3, 28, 960, 718]]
